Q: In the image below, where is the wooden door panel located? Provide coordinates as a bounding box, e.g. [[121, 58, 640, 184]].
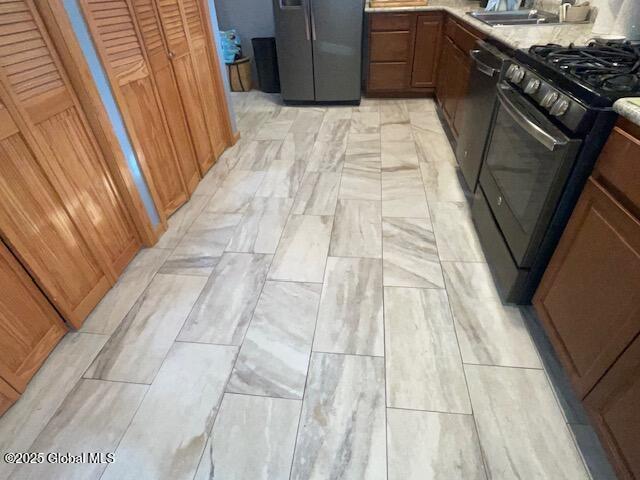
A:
[[0, 240, 67, 392], [0, 377, 19, 417], [0, 103, 110, 326], [130, 0, 199, 193], [82, 0, 188, 216], [585, 335, 640, 479], [534, 179, 640, 396], [411, 15, 442, 88]]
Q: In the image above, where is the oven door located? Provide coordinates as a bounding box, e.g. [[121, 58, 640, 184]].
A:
[[479, 83, 582, 268]]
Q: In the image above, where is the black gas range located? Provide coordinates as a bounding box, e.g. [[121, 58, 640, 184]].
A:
[[471, 41, 640, 304]]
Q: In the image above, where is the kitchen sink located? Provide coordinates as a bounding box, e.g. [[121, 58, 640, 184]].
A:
[[467, 9, 560, 27]]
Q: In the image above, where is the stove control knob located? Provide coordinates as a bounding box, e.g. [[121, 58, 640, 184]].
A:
[[506, 64, 518, 79], [524, 79, 541, 95], [541, 91, 559, 109], [511, 67, 525, 84], [550, 98, 570, 117]]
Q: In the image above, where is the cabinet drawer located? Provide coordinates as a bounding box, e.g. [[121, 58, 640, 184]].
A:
[[534, 178, 640, 397], [370, 31, 411, 62], [370, 13, 413, 31], [445, 17, 479, 55], [593, 121, 640, 217], [368, 62, 408, 91]]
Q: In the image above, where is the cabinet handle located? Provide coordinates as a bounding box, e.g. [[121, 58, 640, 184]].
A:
[[168, 51, 175, 59]]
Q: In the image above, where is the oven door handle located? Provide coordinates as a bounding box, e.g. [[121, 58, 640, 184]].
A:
[[496, 87, 568, 152], [470, 49, 499, 77]]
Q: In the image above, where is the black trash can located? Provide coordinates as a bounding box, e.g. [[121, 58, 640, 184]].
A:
[[251, 37, 280, 93]]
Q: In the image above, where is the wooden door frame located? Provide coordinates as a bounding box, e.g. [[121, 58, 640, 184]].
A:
[[36, 1, 169, 245]]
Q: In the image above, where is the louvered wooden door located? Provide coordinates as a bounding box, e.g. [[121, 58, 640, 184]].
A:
[[81, 0, 189, 216], [130, 0, 200, 193], [0, 1, 142, 327], [0, 239, 67, 393]]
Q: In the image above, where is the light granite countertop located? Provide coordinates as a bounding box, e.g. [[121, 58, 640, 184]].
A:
[[365, 1, 596, 50], [613, 98, 640, 126]]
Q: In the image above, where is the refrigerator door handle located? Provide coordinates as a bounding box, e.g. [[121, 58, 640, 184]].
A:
[[309, 0, 317, 40], [301, 0, 311, 41]]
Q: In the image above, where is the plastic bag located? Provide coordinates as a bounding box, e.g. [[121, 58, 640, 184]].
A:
[[219, 29, 242, 64]]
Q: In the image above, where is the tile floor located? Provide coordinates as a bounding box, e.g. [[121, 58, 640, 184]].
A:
[[0, 91, 617, 480]]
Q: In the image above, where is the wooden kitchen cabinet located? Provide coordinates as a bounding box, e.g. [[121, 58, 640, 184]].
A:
[[0, 240, 67, 394], [0, 378, 19, 417], [366, 12, 442, 95], [585, 334, 640, 480], [534, 117, 640, 479]]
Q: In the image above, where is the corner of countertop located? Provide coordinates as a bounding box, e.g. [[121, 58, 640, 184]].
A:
[[613, 98, 640, 127]]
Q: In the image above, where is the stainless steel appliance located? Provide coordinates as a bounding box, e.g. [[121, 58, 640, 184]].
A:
[[272, 0, 364, 104], [456, 40, 509, 191], [473, 42, 640, 303]]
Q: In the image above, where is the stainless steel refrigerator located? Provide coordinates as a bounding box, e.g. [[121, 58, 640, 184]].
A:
[[272, 0, 364, 104]]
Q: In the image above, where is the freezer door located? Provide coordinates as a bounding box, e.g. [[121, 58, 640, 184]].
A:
[[311, 0, 364, 102], [273, 0, 315, 101]]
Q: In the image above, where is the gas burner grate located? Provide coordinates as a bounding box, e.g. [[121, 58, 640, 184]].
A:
[[529, 41, 640, 94]]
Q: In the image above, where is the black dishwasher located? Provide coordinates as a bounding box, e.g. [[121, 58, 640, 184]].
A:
[[456, 40, 509, 192]]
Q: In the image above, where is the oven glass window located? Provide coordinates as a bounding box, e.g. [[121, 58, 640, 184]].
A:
[[484, 106, 566, 234]]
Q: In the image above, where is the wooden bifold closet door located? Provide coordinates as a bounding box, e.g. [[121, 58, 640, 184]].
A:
[[0, 0, 141, 328], [80, 0, 194, 216]]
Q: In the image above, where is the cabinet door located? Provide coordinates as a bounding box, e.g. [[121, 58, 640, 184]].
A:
[[0, 377, 19, 417], [0, 98, 110, 327], [130, 0, 200, 193], [585, 334, 640, 480], [81, 0, 188, 216], [534, 179, 640, 397], [0, 240, 66, 393], [0, 1, 140, 277], [411, 14, 442, 88]]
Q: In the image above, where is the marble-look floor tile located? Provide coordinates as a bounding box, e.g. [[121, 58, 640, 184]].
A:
[[317, 118, 350, 143], [192, 160, 229, 195], [404, 98, 437, 113], [195, 394, 301, 480], [339, 167, 381, 201], [85, 274, 207, 383], [346, 133, 380, 156], [154, 195, 209, 249], [82, 248, 171, 335], [380, 101, 409, 123], [206, 170, 265, 214], [277, 132, 317, 164], [289, 107, 325, 134], [255, 120, 294, 140], [290, 353, 386, 480], [420, 160, 468, 203], [382, 169, 429, 218], [344, 153, 381, 173], [255, 160, 305, 198], [387, 409, 486, 480], [329, 199, 382, 259], [226, 197, 292, 254], [443, 262, 541, 368], [11, 379, 147, 480], [227, 281, 321, 399], [350, 111, 380, 133], [306, 139, 347, 172], [237, 111, 271, 135], [268, 215, 333, 283], [409, 110, 444, 133], [465, 364, 589, 479], [314, 257, 384, 356], [234, 140, 282, 170], [292, 172, 340, 215], [383, 218, 444, 288], [381, 140, 419, 172], [101, 343, 237, 480], [0, 333, 107, 480], [178, 253, 272, 345], [160, 213, 242, 276], [269, 105, 299, 122], [385, 287, 471, 413], [413, 125, 457, 164], [431, 201, 484, 262], [381, 122, 413, 143]]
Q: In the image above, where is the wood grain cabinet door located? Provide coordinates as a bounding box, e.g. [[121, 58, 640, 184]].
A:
[[0, 377, 19, 417], [0, 1, 140, 278], [0, 240, 67, 393], [411, 14, 442, 88], [130, 0, 200, 192], [81, 0, 189, 216], [585, 335, 640, 480], [534, 179, 640, 397]]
